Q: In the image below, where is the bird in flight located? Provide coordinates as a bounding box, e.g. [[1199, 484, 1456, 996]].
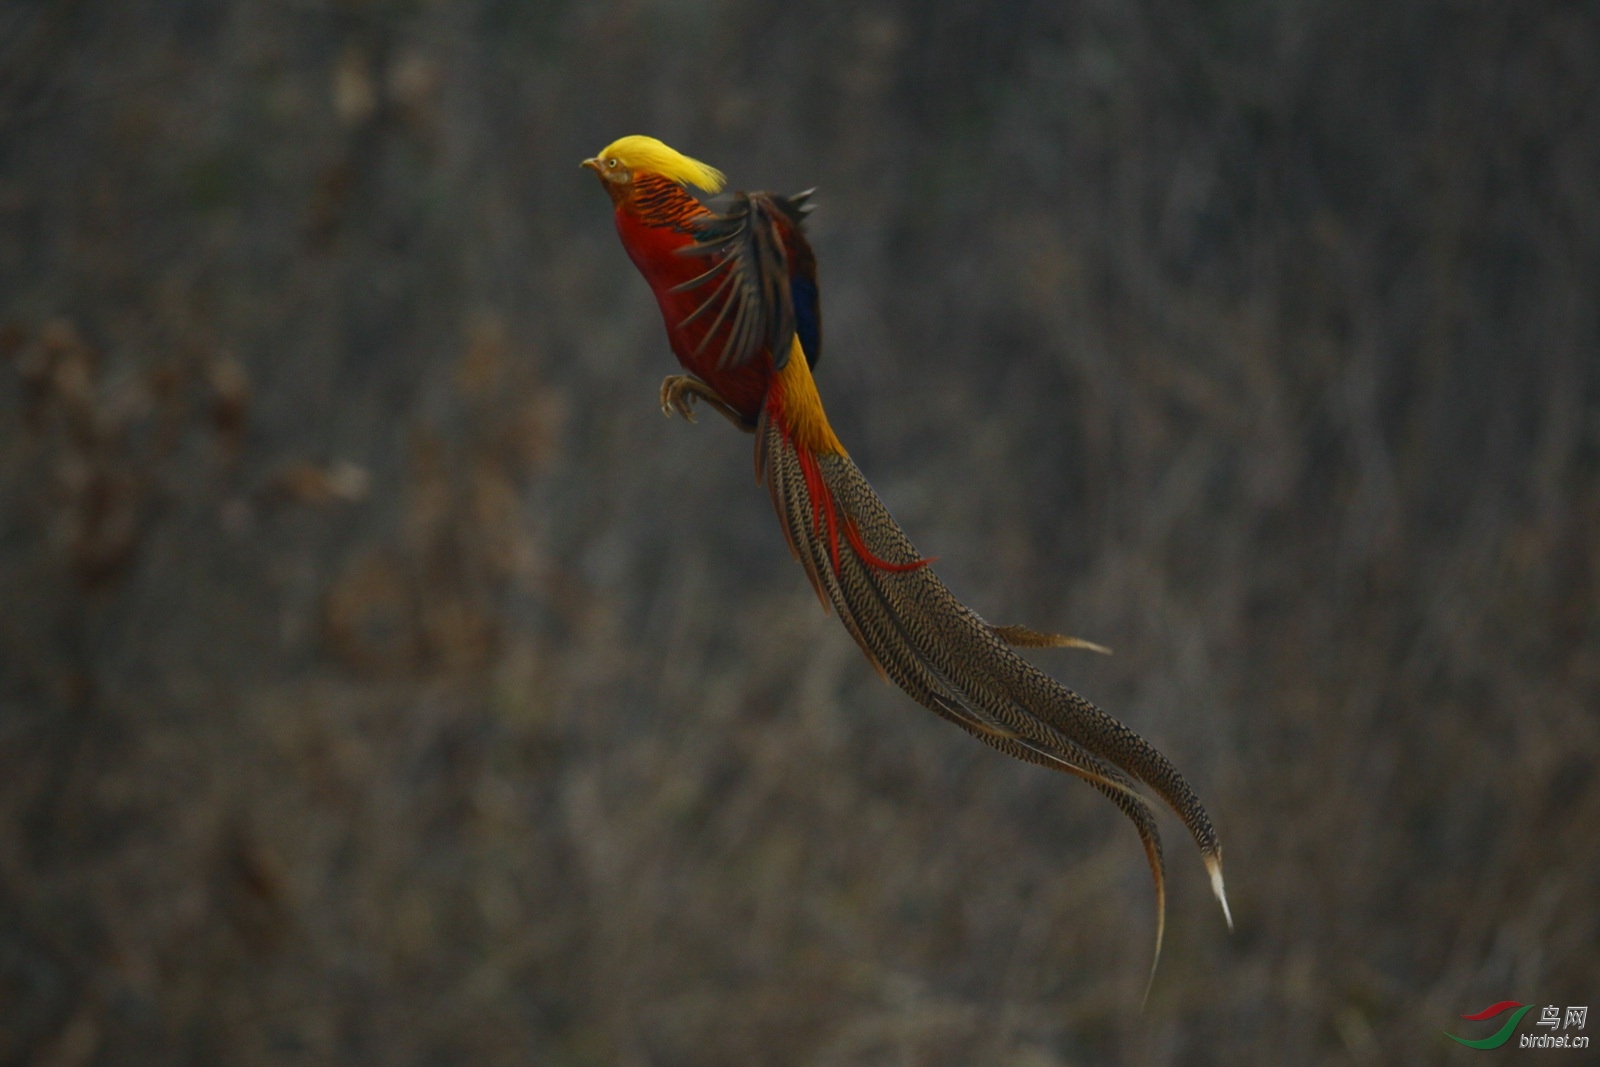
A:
[[583, 135, 1232, 993]]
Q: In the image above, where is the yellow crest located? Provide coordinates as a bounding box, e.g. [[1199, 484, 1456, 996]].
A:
[[594, 135, 726, 193]]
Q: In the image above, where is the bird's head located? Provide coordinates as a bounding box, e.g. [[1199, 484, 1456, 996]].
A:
[[581, 135, 726, 201]]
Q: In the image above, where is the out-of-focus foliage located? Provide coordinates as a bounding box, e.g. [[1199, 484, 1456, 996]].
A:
[[2, 1, 1597, 1064]]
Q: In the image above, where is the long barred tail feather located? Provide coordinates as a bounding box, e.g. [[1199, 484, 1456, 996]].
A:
[[757, 405, 1229, 996]]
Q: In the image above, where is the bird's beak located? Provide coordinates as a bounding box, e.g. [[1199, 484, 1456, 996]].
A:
[[580, 157, 603, 175]]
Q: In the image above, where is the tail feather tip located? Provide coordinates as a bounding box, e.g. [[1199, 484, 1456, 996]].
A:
[[1141, 910, 1165, 1011], [1204, 853, 1234, 932]]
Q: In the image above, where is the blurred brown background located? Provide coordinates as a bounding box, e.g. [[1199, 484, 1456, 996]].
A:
[[2, 1, 1597, 1064]]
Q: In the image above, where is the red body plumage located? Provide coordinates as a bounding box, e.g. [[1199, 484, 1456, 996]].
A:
[[608, 175, 775, 419]]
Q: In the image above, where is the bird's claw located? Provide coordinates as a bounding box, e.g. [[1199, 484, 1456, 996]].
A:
[[658, 374, 705, 423], [657, 375, 756, 433], [659, 375, 701, 423]]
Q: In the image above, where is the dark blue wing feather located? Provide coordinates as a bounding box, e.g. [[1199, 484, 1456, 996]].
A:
[[790, 268, 821, 369]]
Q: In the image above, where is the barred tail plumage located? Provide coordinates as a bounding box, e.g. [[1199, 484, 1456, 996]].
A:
[[757, 402, 1230, 997]]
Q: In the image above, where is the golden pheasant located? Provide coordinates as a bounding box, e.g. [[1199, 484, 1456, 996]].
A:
[[583, 135, 1232, 991]]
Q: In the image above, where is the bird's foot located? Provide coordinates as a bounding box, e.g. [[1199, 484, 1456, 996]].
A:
[[659, 375, 756, 433]]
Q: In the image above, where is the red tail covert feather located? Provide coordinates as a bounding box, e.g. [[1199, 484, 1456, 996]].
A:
[[781, 411, 933, 577]]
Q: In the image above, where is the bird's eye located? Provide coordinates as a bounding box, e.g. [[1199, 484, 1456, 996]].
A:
[[607, 158, 618, 169]]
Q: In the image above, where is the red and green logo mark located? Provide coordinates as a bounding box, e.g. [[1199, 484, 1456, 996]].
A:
[[1446, 1001, 1533, 1049]]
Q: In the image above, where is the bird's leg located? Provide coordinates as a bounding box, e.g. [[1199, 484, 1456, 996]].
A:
[[659, 374, 756, 433]]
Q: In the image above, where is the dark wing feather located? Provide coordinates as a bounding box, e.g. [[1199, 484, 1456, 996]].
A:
[[780, 190, 822, 369], [673, 190, 822, 371]]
